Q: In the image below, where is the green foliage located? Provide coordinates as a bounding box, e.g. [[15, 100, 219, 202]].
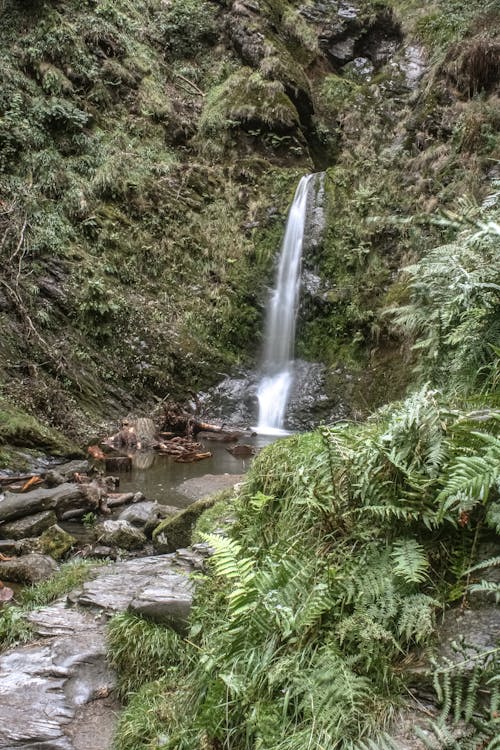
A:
[[417, 640, 500, 748], [107, 612, 185, 698], [393, 198, 500, 393], [149, 381, 499, 749], [158, 0, 217, 60], [0, 560, 99, 650]]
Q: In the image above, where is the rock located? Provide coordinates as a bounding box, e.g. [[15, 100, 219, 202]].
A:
[[129, 573, 193, 633], [39, 524, 76, 560], [0, 551, 201, 748], [0, 509, 57, 540], [177, 473, 244, 502], [0, 602, 117, 750], [118, 501, 179, 537], [153, 496, 219, 554], [73, 555, 195, 627], [0, 552, 58, 583], [227, 444, 255, 457], [0, 482, 89, 523], [0, 583, 14, 603], [436, 606, 500, 668], [89, 544, 117, 560], [97, 519, 146, 550], [44, 469, 66, 487]]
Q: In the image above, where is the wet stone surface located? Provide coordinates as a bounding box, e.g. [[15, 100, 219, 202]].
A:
[[0, 549, 205, 750]]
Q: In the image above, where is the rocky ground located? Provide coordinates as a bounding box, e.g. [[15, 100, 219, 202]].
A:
[[0, 546, 208, 750]]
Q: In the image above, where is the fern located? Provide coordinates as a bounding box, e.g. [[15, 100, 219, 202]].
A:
[[391, 539, 430, 584]]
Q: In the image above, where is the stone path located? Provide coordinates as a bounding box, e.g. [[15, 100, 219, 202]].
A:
[[0, 548, 207, 750]]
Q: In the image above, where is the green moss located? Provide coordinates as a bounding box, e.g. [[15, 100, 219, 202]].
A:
[[39, 524, 76, 560], [152, 496, 219, 553], [192, 488, 237, 541], [199, 68, 299, 136], [0, 399, 83, 457]]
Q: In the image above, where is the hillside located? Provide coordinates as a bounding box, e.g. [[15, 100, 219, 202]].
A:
[[0, 0, 498, 457]]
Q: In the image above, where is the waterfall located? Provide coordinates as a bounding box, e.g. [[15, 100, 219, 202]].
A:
[[257, 174, 314, 433]]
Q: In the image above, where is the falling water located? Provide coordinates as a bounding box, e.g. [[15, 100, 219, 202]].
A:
[[257, 174, 314, 432]]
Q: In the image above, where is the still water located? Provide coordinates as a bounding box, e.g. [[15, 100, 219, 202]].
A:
[[117, 433, 280, 508]]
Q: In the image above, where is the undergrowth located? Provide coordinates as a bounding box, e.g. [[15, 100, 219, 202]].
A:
[[0, 559, 99, 650]]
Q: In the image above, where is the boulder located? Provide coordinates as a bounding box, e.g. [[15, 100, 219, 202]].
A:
[[39, 524, 76, 560], [0, 509, 57, 540], [97, 519, 146, 550], [0, 552, 57, 583], [129, 572, 193, 633], [118, 501, 179, 537], [153, 496, 217, 554], [43, 470, 66, 487], [0, 483, 89, 523]]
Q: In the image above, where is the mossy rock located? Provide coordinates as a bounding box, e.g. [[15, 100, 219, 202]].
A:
[[199, 68, 299, 135], [152, 496, 217, 554], [0, 400, 83, 459], [39, 524, 77, 560]]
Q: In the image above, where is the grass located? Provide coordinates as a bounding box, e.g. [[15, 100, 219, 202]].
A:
[[0, 560, 100, 650], [106, 612, 185, 699]]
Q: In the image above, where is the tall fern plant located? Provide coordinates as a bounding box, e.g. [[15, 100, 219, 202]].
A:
[[393, 188, 500, 394]]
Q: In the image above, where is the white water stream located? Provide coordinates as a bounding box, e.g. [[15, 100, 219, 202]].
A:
[[257, 174, 314, 432]]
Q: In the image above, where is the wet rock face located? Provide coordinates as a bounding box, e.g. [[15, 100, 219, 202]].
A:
[[0, 550, 205, 749], [286, 359, 345, 429]]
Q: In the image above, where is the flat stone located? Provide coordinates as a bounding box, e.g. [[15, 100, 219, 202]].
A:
[[74, 555, 194, 631], [177, 473, 244, 501], [0, 603, 115, 750], [0, 508, 57, 540], [0, 552, 58, 583], [129, 572, 193, 632], [0, 552, 201, 749]]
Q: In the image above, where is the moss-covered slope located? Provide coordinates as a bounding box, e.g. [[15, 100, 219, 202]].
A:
[[0, 0, 498, 449]]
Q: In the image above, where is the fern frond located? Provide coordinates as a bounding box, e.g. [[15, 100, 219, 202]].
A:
[[391, 539, 429, 584]]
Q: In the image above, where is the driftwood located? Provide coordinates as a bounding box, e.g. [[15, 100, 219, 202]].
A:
[[175, 451, 212, 464], [161, 401, 225, 438], [0, 474, 40, 487], [156, 435, 212, 463]]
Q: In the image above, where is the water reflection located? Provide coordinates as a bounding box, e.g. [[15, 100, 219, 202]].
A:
[[117, 434, 280, 508]]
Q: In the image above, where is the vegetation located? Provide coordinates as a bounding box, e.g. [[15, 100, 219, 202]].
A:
[[0, 560, 99, 649], [110, 113, 499, 748]]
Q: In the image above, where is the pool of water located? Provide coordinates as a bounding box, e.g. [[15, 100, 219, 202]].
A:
[[116, 433, 280, 507]]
